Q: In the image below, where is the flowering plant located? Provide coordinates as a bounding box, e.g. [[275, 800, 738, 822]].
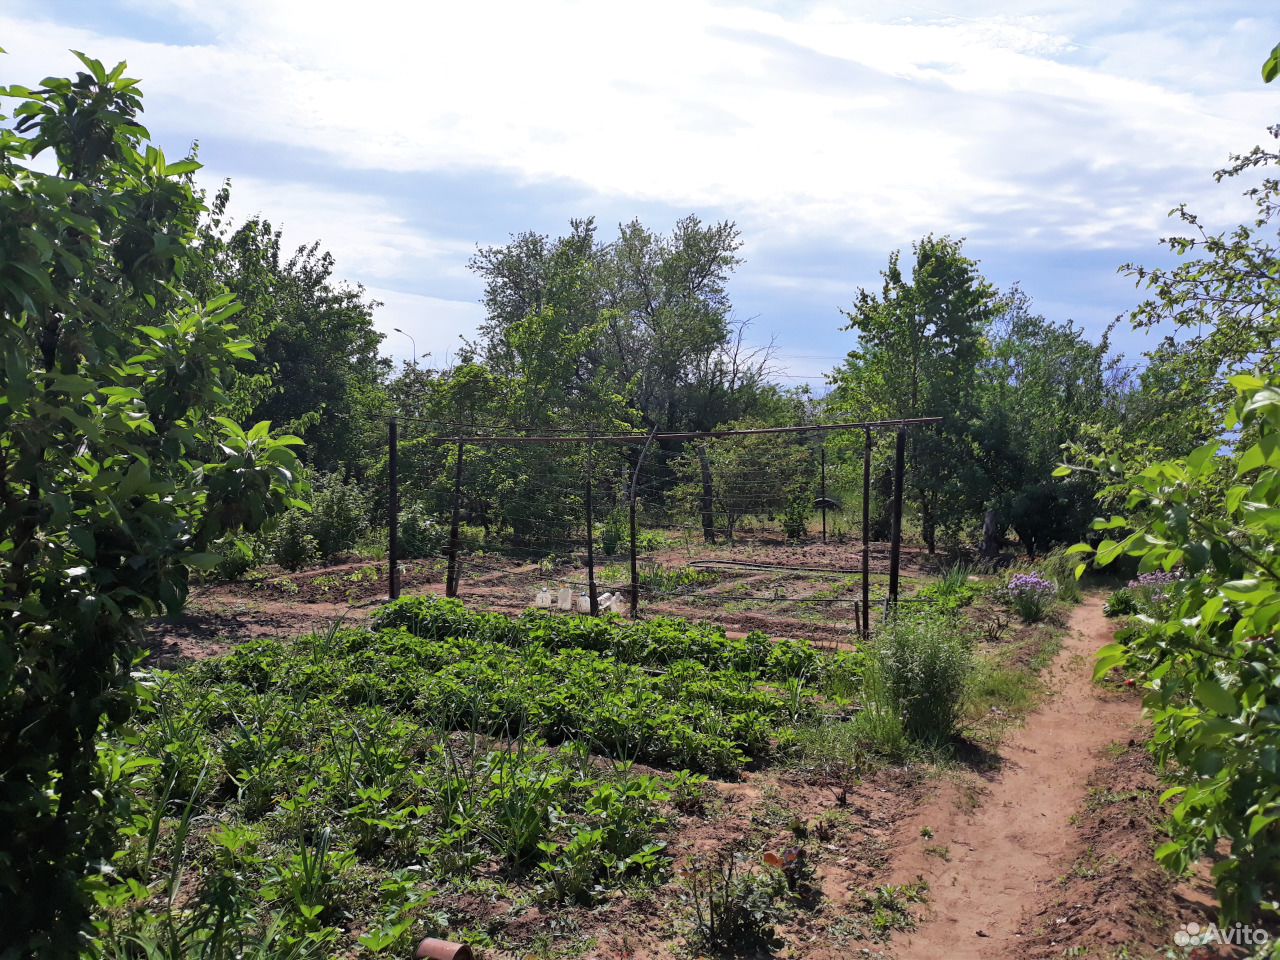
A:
[[1004, 573, 1056, 622]]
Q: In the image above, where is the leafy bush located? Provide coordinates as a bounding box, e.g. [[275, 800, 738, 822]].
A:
[[781, 497, 810, 540], [600, 509, 628, 557], [682, 853, 787, 952], [1038, 547, 1084, 602], [215, 538, 260, 581], [1070, 374, 1280, 924], [399, 501, 445, 559], [870, 611, 972, 744], [308, 472, 370, 559], [271, 510, 318, 571], [1103, 588, 1138, 618], [1003, 573, 1056, 623]]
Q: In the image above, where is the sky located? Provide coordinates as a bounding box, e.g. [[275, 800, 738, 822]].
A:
[[3, 1, 1278, 388]]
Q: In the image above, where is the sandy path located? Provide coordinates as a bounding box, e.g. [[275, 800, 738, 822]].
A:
[[890, 597, 1137, 959]]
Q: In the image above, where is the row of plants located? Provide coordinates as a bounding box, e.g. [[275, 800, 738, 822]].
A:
[[374, 594, 861, 685], [202, 620, 845, 776], [91, 663, 682, 958], [216, 474, 448, 577]]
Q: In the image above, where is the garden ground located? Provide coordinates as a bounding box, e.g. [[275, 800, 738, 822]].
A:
[[137, 551, 1224, 959]]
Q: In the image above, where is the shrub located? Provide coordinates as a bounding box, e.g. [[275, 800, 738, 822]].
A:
[[600, 509, 628, 557], [215, 538, 259, 581], [309, 472, 370, 560], [272, 510, 319, 571], [1103, 588, 1138, 618], [1003, 573, 1056, 622], [781, 497, 810, 540], [399, 501, 445, 560], [1038, 548, 1083, 603], [683, 853, 786, 952], [870, 611, 972, 744]]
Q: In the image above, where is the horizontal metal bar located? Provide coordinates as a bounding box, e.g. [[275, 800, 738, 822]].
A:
[[421, 417, 943, 445]]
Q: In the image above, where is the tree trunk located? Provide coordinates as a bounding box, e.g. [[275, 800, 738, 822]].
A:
[[981, 509, 1001, 558], [696, 445, 716, 544], [920, 493, 936, 554]]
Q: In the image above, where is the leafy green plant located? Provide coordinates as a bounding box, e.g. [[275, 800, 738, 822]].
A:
[[399, 500, 445, 560], [1064, 373, 1280, 925], [870, 610, 972, 744], [308, 471, 370, 559], [781, 496, 810, 540], [0, 53, 305, 953], [271, 509, 319, 571], [682, 853, 787, 952], [1103, 588, 1138, 618]]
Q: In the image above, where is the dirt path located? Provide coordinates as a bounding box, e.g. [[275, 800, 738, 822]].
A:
[[890, 597, 1138, 959]]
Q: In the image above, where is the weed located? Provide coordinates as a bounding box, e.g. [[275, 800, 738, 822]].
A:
[[682, 853, 787, 953]]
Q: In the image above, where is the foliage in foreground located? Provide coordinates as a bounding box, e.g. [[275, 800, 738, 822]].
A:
[[91, 668, 670, 958], [1068, 375, 1280, 926], [0, 55, 304, 953]]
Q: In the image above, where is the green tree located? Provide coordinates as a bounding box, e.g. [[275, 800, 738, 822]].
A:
[[190, 184, 389, 474], [974, 288, 1115, 555], [828, 235, 997, 551], [1119, 125, 1280, 451], [0, 53, 304, 952]]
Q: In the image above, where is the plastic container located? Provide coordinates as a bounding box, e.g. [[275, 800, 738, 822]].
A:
[[534, 588, 552, 609], [557, 587, 573, 611]]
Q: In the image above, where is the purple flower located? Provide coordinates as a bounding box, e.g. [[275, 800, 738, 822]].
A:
[[1128, 571, 1178, 590], [1006, 574, 1055, 597]]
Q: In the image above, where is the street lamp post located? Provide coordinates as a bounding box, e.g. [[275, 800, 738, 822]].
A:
[[393, 327, 416, 368]]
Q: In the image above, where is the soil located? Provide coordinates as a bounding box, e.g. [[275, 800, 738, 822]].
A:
[[143, 561, 1232, 959], [886, 598, 1223, 960], [144, 536, 930, 662]]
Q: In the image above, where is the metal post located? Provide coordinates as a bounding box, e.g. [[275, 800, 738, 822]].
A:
[[888, 427, 906, 605], [388, 416, 399, 600], [820, 445, 827, 545], [446, 440, 464, 598], [585, 444, 598, 615], [628, 427, 658, 619], [861, 427, 871, 636]]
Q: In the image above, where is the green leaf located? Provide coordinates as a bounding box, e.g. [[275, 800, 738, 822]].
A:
[[1095, 538, 1123, 566], [1194, 679, 1238, 717], [1185, 442, 1219, 477]]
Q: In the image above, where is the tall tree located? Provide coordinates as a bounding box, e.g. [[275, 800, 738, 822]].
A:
[[190, 184, 390, 474], [0, 54, 303, 952], [828, 236, 997, 551]]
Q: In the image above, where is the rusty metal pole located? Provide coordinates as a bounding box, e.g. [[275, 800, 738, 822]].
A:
[[585, 443, 598, 615], [820, 445, 827, 545], [628, 427, 658, 619], [446, 440, 464, 598], [861, 427, 871, 636], [388, 416, 399, 600], [888, 427, 906, 606]]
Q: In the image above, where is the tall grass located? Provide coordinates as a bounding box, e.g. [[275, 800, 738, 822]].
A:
[[870, 610, 973, 745]]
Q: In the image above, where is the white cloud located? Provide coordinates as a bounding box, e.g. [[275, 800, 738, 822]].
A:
[[3, 2, 1274, 259]]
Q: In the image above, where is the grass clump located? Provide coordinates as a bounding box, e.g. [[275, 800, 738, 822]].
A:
[[870, 610, 973, 745]]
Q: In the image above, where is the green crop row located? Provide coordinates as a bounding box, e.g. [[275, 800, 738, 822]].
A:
[[374, 594, 862, 685], [203, 623, 819, 774], [93, 671, 682, 958]]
